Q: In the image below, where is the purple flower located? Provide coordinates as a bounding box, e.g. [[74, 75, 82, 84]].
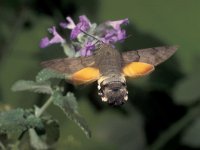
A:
[[40, 15, 129, 57], [106, 18, 129, 30], [60, 17, 76, 29], [101, 28, 126, 43], [80, 41, 96, 56], [60, 15, 91, 40], [101, 18, 129, 43], [40, 26, 65, 48]]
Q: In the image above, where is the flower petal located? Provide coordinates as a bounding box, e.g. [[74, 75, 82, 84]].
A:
[[80, 41, 95, 56], [40, 37, 50, 48], [107, 18, 129, 30], [117, 29, 126, 41], [99, 18, 129, 44], [101, 28, 126, 44], [39, 26, 65, 48], [60, 17, 76, 29], [70, 15, 92, 39]]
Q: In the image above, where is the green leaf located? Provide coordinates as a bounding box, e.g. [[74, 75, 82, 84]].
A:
[[36, 69, 66, 82], [0, 109, 27, 139], [26, 114, 44, 129], [181, 118, 200, 148], [0, 109, 43, 139], [173, 73, 200, 105], [52, 91, 91, 138], [29, 128, 48, 150], [11, 80, 52, 94], [61, 43, 76, 57]]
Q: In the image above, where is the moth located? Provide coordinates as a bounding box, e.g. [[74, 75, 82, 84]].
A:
[[41, 43, 177, 106]]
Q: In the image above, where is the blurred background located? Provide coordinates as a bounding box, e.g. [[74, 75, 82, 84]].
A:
[[1, 0, 200, 150]]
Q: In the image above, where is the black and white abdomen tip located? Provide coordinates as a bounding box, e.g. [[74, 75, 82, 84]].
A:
[[97, 81, 128, 106]]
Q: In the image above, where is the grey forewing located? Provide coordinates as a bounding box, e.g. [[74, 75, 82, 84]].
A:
[[122, 46, 178, 66], [41, 55, 96, 74]]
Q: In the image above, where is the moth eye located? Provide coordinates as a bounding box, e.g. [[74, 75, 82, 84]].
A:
[[122, 82, 126, 86]]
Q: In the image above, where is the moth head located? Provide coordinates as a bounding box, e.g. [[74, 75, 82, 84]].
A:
[[98, 81, 128, 106]]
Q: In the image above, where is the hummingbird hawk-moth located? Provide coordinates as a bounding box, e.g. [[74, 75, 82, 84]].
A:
[[41, 44, 177, 106]]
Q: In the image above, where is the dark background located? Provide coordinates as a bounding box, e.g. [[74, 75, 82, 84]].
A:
[[1, 0, 200, 150]]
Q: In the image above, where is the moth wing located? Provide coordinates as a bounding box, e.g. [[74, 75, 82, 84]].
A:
[[122, 45, 178, 66], [123, 62, 154, 78], [71, 67, 100, 84], [41, 56, 100, 84], [122, 46, 177, 78]]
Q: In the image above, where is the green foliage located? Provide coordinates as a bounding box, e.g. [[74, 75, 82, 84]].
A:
[[61, 43, 77, 57], [0, 115, 60, 150], [11, 80, 52, 94], [0, 108, 43, 139], [52, 91, 91, 138], [9, 66, 91, 148], [27, 117, 60, 150], [29, 128, 48, 150], [36, 69, 66, 82]]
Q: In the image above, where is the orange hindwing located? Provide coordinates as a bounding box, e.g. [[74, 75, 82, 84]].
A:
[[123, 62, 154, 78], [71, 67, 100, 84]]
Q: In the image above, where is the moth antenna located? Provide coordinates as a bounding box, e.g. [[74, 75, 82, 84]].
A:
[[79, 29, 105, 51], [79, 29, 103, 44]]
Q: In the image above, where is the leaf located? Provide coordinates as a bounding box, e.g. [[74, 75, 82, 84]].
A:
[[173, 73, 200, 105], [0, 109, 43, 139], [26, 114, 44, 129], [0, 109, 27, 139], [52, 91, 91, 138], [61, 43, 76, 57], [44, 119, 60, 145], [36, 69, 66, 82], [11, 80, 52, 94], [181, 118, 200, 148], [29, 128, 48, 150]]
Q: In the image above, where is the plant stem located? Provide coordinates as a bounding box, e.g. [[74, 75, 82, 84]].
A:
[[148, 102, 200, 150], [0, 141, 6, 150], [35, 96, 53, 117]]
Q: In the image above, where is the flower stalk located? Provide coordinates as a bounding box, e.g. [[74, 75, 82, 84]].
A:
[[35, 96, 53, 118]]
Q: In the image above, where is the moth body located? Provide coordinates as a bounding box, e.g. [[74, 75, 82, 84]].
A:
[[95, 44, 128, 105]]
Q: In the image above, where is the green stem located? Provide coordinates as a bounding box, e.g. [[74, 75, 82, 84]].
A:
[[149, 103, 200, 150], [35, 96, 53, 117], [0, 141, 6, 150]]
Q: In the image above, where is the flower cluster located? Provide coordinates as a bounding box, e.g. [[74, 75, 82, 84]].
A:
[[40, 15, 129, 56]]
